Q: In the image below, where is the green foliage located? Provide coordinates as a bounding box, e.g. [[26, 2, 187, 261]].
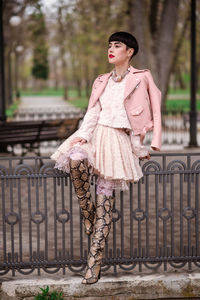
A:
[[32, 46, 49, 80], [29, 3, 49, 80], [35, 286, 64, 300], [165, 100, 200, 112], [6, 100, 20, 118]]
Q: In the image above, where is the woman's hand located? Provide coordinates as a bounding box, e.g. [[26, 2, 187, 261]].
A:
[[139, 152, 151, 161], [70, 137, 87, 147]]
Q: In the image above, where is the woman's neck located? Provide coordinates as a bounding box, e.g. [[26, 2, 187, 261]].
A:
[[115, 62, 130, 76]]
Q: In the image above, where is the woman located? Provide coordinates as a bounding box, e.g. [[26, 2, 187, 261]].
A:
[[51, 31, 162, 284]]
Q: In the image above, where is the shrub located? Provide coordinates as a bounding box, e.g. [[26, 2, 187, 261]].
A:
[[35, 286, 64, 300]]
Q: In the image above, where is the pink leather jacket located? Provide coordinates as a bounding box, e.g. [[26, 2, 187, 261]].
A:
[[87, 65, 162, 151]]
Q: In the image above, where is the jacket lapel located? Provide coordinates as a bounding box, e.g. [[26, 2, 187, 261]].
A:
[[92, 66, 148, 103], [124, 66, 142, 101], [92, 72, 112, 103]]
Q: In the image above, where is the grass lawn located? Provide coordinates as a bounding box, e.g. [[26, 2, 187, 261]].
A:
[[21, 87, 76, 97], [5, 100, 20, 117], [165, 100, 200, 112]]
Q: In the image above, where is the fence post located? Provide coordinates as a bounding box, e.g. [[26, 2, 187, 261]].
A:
[[0, 0, 6, 122], [189, 0, 198, 147]]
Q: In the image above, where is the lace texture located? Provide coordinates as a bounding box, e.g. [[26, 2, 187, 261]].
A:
[[131, 134, 149, 157], [69, 147, 88, 160], [96, 177, 115, 197], [98, 76, 132, 129], [52, 146, 91, 173], [76, 102, 101, 142]]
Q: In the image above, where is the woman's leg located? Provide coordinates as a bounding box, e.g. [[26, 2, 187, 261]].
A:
[[82, 177, 114, 284], [69, 148, 95, 235]]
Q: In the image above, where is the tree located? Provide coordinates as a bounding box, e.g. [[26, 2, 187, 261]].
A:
[[3, 0, 38, 106], [127, 0, 191, 110], [29, 2, 49, 86]]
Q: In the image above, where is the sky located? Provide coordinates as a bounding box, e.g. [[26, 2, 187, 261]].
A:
[[41, 0, 57, 9]]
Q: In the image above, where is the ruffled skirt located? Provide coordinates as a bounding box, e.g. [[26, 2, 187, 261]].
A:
[[51, 124, 143, 190]]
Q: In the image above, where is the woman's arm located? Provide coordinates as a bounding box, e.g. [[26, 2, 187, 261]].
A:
[[131, 133, 150, 160], [146, 70, 162, 151], [70, 101, 101, 146]]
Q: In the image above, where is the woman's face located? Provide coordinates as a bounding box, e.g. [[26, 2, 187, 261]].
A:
[[108, 41, 133, 65]]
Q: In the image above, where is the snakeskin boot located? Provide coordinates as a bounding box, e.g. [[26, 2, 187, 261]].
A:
[[69, 158, 95, 235], [82, 194, 114, 284]]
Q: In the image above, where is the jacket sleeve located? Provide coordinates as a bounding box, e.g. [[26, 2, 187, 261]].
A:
[[76, 101, 101, 142], [146, 70, 162, 151]]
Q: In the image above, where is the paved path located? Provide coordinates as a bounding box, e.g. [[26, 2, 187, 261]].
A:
[[14, 96, 83, 121], [20, 96, 70, 107]]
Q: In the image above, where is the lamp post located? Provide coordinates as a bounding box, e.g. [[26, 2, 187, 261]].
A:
[[10, 16, 22, 100], [0, 0, 6, 122], [189, 0, 198, 147]]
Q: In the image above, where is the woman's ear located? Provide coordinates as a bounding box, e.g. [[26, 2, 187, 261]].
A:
[[128, 48, 134, 58]]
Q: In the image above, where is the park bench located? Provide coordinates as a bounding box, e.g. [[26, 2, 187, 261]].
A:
[[0, 118, 81, 156]]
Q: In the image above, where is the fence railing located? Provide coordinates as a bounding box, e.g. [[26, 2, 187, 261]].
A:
[[0, 153, 200, 276]]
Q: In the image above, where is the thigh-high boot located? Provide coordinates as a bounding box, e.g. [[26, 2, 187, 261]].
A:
[[69, 158, 95, 235], [82, 193, 114, 284]]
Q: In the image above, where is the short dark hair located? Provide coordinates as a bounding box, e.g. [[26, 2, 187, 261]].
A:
[[108, 31, 139, 58]]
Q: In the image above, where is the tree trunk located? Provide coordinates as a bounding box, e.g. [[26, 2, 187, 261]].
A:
[[5, 49, 13, 106], [14, 50, 20, 98], [128, 0, 150, 68], [84, 63, 90, 97], [157, 0, 180, 110], [128, 0, 181, 111], [177, 67, 186, 89], [61, 57, 68, 100]]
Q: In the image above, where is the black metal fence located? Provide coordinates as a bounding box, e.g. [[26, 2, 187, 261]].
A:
[[0, 153, 200, 276]]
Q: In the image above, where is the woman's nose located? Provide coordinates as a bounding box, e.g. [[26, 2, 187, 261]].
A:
[[109, 45, 114, 51]]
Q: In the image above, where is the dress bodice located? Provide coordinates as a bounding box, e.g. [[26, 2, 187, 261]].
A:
[[98, 76, 131, 129]]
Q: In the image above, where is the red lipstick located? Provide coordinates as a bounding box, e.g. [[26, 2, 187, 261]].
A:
[[109, 54, 115, 58]]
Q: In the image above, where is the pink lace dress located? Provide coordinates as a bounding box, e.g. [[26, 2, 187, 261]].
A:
[[51, 76, 148, 190]]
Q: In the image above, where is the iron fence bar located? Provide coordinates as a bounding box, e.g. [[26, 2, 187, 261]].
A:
[[170, 171, 174, 258], [17, 177, 22, 262], [145, 175, 149, 258], [120, 190, 124, 258], [195, 173, 199, 256], [53, 177, 58, 260], [129, 183, 133, 258], [180, 173, 184, 257], [43, 177, 48, 261], [187, 155, 192, 270], [155, 173, 159, 258], [1, 178, 7, 262]]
